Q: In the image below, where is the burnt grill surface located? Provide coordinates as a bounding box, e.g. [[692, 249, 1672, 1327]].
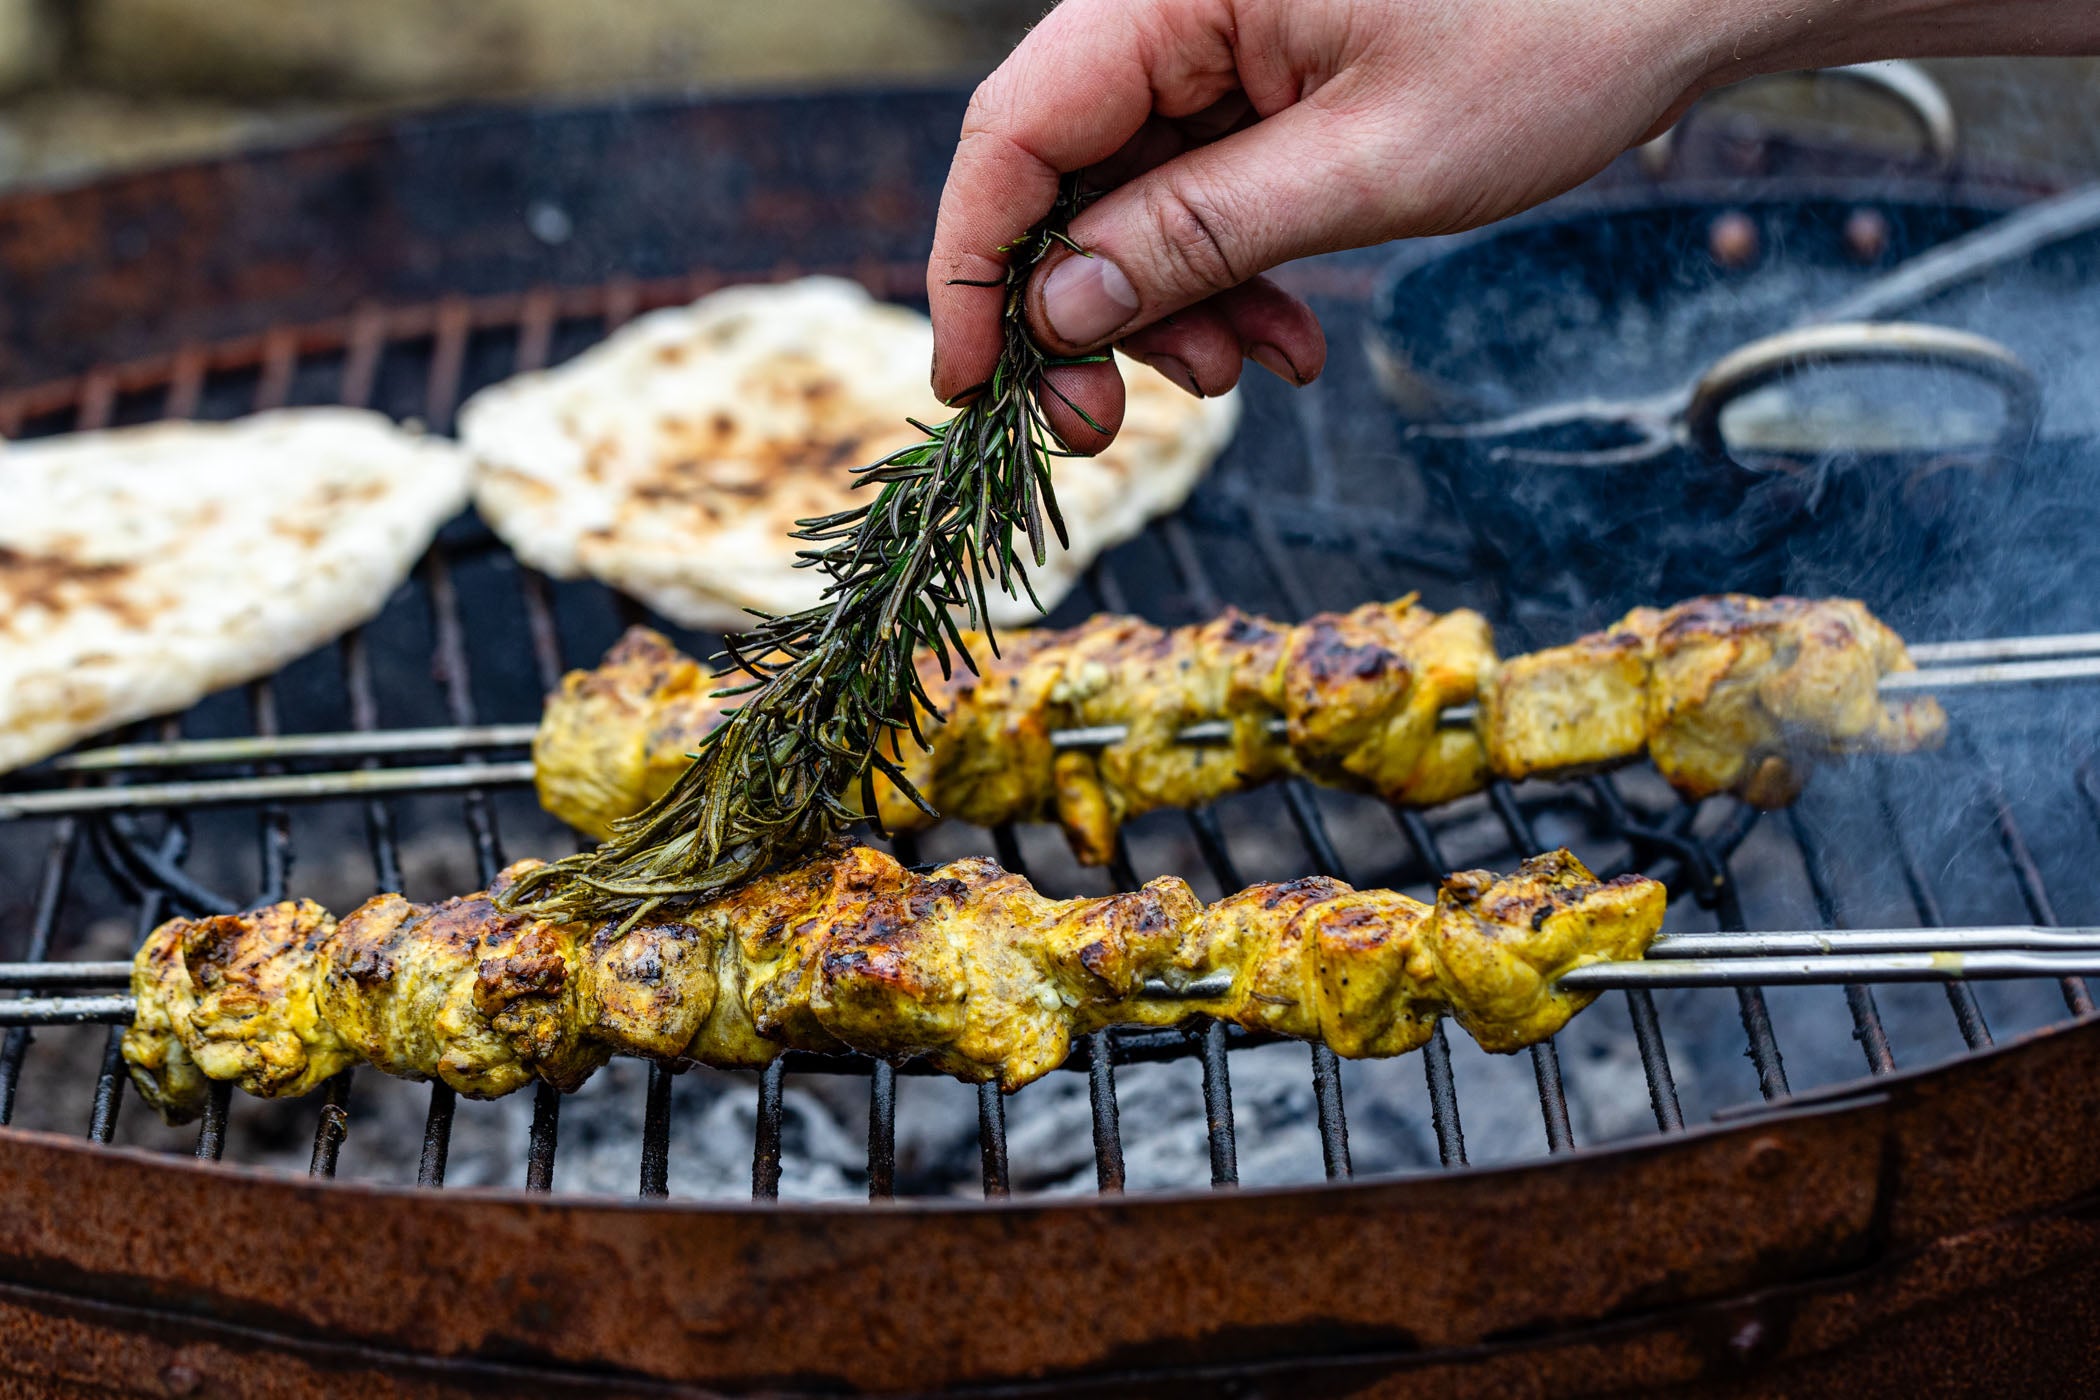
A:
[[0, 94, 2096, 1209], [2, 265, 2095, 1204]]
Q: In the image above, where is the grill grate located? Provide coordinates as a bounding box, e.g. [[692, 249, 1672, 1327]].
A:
[[0, 266, 2093, 1203]]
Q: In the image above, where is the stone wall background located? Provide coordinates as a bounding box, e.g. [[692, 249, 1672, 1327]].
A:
[[0, 1, 2090, 188]]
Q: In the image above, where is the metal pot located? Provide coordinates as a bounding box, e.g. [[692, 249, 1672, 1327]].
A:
[[1370, 187, 2095, 628]]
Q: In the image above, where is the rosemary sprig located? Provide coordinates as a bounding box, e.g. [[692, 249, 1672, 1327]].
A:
[[502, 181, 1098, 927]]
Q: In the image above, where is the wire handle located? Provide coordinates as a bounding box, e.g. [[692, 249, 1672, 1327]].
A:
[[1682, 320, 2041, 472], [1641, 59, 1958, 173]]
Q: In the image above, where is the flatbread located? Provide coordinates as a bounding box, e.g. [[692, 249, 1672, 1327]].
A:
[[0, 408, 471, 774], [461, 276, 1240, 630]]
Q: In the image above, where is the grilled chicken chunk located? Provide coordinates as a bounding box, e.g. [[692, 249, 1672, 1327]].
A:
[[125, 843, 1663, 1122], [123, 898, 355, 1122], [537, 595, 1496, 863], [540, 590, 1927, 853], [1482, 595, 1945, 806]]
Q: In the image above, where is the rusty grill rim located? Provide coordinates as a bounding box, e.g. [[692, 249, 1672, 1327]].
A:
[[0, 1011, 2096, 1394], [0, 1011, 2061, 1215]]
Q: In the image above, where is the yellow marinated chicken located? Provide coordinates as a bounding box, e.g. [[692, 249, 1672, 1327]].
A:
[[537, 595, 1496, 863], [123, 899, 355, 1123], [1040, 600, 1495, 861], [531, 624, 1024, 842], [124, 843, 1663, 1121], [1482, 594, 1945, 806], [316, 874, 615, 1099]]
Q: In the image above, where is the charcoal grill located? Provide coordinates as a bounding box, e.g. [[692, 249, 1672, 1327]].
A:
[[2, 89, 2099, 1397]]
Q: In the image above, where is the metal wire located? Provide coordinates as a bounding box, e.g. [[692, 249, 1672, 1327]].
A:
[[1783, 808, 1895, 1076]]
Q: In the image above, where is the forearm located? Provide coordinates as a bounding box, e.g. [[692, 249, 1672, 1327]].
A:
[[1691, 0, 2100, 90]]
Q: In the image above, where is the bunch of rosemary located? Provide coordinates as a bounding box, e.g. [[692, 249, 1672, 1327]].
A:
[[502, 183, 1097, 927]]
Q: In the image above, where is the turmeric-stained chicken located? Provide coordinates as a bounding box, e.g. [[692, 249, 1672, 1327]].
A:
[[1481, 595, 1945, 807], [535, 592, 1942, 860], [123, 843, 1663, 1123], [536, 595, 1497, 863]]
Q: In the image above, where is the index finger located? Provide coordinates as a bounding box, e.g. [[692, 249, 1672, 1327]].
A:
[[926, 0, 1240, 404]]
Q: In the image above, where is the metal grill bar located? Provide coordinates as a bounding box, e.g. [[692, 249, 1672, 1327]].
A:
[[1482, 783, 1578, 1152], [1561, 950, 2100, 987], [1103, 820, 1238, 1188], [1179, 810, 1245, 1187], [1875, 768, 1993, 1048], [0, 763, 537, 819], [1783, 809, 1896, 1075], [85, 814, 177, 1149], [1583, 775, 1691, 1131], [0, 820, 80, 1124], [195, 1082, 231, 1161], [1711, 838, 1792, 1100], [1085, 1029, 1125, 1192], [0, 996, 133, 1025], [1279, 784, 1360, 1178], [977, 1082, 1012, 1198], [1156, 524, 1352, 1184], [867, 1061, 897, 1200], [309, 1072, 352, 1178], [1974, 750, 2095, 1016], [418, 539, 510, 1187], [1238, 471, 1363, 1181], [312, 308, 405, 1181], [525, 1083, 562, 1192], [417, 1086, 455, 1188], [1391, 810, 1468, 1166], [966, 827, 1019, 1197], [752, 1059, 785, 1200], [87, 1026, 128, 1145], [640, 1064, 674, 1199]]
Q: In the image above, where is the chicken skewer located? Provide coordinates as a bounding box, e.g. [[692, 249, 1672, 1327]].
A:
[[0, 595, 1984, 853], [30, 619, 2100, 767], [525, 592, 1947, 866], [0, 646, 2073, 824], [16, 925, 2100, 1029], [24, 922, 2100, 994], [102, 842, 1663, 1124], [20, 632, 2098, 778]]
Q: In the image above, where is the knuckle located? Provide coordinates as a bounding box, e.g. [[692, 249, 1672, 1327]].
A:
[[960, 72, 1019, 139], [1137, 180, 1242, 297]]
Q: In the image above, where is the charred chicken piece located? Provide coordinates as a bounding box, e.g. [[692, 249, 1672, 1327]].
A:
[[1483, 594, 1945, 806], [125, 843, 1662, 1122], [532, 624, 1022, 841], [536, 595, 1496, 864], [123, 898, 355, 1122]]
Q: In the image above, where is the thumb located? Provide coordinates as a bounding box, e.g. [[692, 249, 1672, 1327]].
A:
[[1027, 103, 1383, 354]]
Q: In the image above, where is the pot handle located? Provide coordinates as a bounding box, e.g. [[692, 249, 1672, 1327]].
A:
[[1643, 60, 1958, 173], [1682, 321, 2042, 468]]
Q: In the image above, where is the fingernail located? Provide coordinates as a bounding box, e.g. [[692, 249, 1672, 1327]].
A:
[[1141, 354, 1203, 398], [1041, 254, 1139, 347], [1250, 344, 1305, 385]]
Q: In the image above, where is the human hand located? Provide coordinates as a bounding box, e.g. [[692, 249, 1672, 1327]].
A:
[[926, 0, 2072, 450]]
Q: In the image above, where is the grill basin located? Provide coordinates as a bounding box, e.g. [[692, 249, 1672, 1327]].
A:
[[0, 90, 2097, 1395]]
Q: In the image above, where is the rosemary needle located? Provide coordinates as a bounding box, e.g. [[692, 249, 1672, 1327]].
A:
[[503, 180, 1101, 926]]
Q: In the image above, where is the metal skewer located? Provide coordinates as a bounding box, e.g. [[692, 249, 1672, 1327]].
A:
[[9, 639, 2100, 821], [14, 925, 2100, 1026], [48, 724, 537, 772], [1557, 951, 2100, 989]]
